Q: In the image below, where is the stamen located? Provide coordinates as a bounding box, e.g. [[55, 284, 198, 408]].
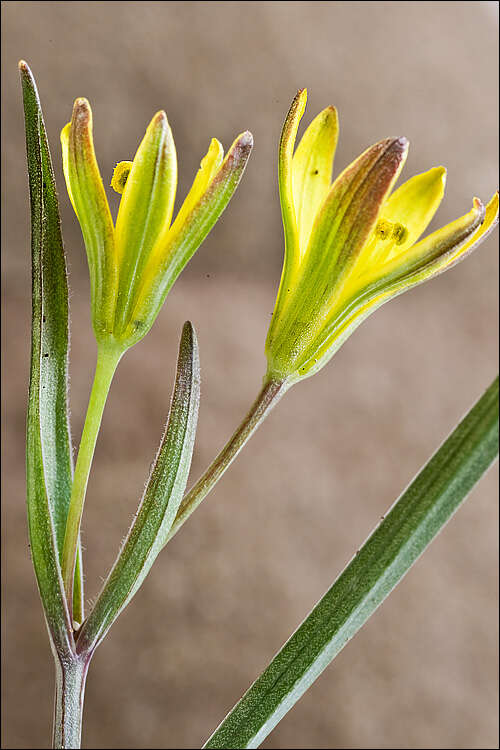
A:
[[392, 223, 408, 245], [111, 161, 133, 194], [375, 219, 408, 245], [375, 219, 393, 240]]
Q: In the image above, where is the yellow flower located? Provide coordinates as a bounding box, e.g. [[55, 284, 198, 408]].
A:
[[265, 90, 498, 383], [61, 98, 253, 351]]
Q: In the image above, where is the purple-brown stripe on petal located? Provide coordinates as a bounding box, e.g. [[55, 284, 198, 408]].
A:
[[209, 130, 253, 189], [305, 136, 409, 286]]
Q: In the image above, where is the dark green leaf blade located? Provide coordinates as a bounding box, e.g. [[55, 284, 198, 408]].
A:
[[77, 322, 200, 653], [204, 376, 499, 749], [21, 60, 76, 649]]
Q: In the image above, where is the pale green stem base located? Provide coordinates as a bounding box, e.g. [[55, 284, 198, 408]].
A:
[[56, 377, 288, 744], [165, 377, 290, 544], [61, 344, 123, 612], [52, 655, 90, 749]]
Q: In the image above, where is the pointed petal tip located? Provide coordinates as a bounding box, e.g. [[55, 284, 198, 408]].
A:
[[149, 110, 172, 137], [376, 137, 408, 167], [392, 137, 409, 164], [472, 196, 486, 218], [73, 97, 91, 120], [378, 136, 409, 158], [153, 109, 168, 124], [425, 165, 447, 188], [229, 131, 253, 159], [293, 88, 308, 107], [238, 130, 254, 148], [317, 105, 339, 125]]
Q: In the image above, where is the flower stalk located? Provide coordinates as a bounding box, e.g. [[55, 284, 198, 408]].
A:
[[61, 344, 123, 611], [165, 377, 290, 544]]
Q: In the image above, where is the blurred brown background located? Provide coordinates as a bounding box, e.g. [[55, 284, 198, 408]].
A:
[[1, 2, 498, 748]]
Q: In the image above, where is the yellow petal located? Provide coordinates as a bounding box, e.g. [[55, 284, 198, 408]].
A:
[[274, 90, 308, 312], [266, 136, 409, 381], [303, 136, 409, 301], [294, 195, 493, 381], [365, 166, 447, 265], [113, 110, 177, 335], [279, 89, 307, 259], [386, 196, 489, 279], [292, 106, 338, 259], [120, 131, 253, 349], [166, 137, 224, 243], [350, 195, 488, 297], [60, 99, 117, 341], [61, 123, 76, 211], [396, 191, 497, 284]]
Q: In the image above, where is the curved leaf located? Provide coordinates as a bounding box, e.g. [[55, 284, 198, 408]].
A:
[[20, 60, 80, 648], [77, 322, 200, 653], [204, 376, 499, 749]]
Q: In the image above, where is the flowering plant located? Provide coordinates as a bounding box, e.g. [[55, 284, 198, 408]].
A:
[[20, 61, 498, 749]]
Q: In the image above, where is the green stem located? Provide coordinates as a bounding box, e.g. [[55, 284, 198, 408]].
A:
[[61, 344, 122, 612], [52, 653, 90, 749], [165, 377, 290, 544]]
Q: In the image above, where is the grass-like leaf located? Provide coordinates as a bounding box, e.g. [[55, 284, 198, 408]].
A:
[[76, 322, 200, 654], [204, 376, 499, 749], [21, 61, 82, 649]]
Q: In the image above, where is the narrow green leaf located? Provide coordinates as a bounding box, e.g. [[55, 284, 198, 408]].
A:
[[204, 376, 499, 749], [77, 322, 200, 653], [20, 60, 77, 648]]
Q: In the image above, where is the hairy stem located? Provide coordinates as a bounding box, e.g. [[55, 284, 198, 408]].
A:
[[165, 377, 290, 544], [52, 654, 90, 749], [61, 344, 123, 611]]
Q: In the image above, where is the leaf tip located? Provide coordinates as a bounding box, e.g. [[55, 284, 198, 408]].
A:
[[181, 319, 195, 342], [18, 59, 37, 93]]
